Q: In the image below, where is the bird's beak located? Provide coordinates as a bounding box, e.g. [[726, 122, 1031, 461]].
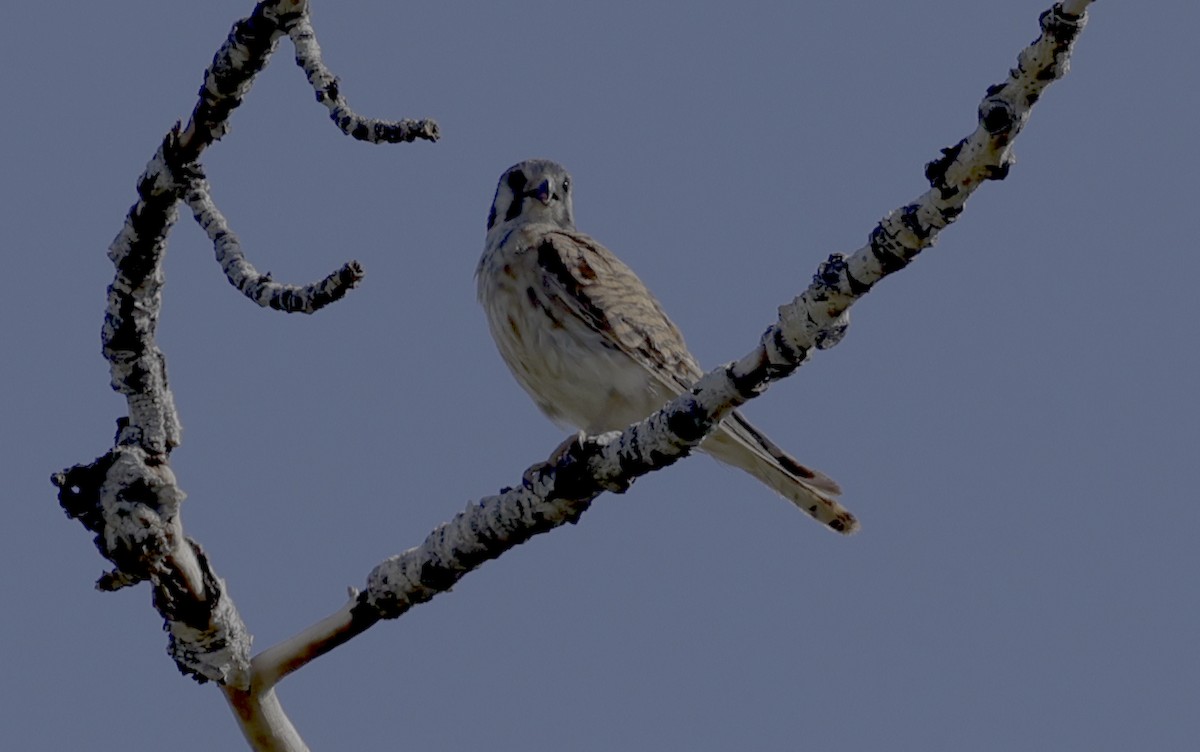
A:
[[533, 178, 553, 205]]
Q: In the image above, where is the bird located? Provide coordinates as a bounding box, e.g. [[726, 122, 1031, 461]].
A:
[[476, 159, 857, 534]]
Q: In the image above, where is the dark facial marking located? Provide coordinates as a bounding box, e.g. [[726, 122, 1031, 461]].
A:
[[504, 169, 528, 223]]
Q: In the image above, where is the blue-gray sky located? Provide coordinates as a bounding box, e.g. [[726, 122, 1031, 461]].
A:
[[4, 2, 1198, 749]]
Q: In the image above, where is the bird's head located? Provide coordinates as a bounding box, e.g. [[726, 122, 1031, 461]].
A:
[[486, 159, 576, 235]]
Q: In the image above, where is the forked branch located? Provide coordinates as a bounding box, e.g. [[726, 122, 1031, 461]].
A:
[[57, 1, 438, 749], [186, 172, 366, 313]]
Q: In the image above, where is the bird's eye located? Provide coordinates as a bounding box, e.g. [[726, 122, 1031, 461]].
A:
[[561, 177, 570, 193], [507, 169, 527, 193]]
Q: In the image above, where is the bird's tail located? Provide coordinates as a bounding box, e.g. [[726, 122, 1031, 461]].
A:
[[699, 411, 859, 534]]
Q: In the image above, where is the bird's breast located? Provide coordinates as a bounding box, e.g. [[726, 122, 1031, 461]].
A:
[[478, 240, 665, 433]]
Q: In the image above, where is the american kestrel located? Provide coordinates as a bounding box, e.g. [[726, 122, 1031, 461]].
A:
[[477, 159, 857, 534]]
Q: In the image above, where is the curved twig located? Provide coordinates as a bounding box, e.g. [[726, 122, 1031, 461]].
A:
[[288, 13, 440, 144], [185, 172, 365, 313]]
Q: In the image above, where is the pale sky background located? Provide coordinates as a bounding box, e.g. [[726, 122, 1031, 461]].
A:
[[3, 2, 1198, 750]]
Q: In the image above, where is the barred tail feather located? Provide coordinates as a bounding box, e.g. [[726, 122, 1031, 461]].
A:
[[699, 412, 859, 535]]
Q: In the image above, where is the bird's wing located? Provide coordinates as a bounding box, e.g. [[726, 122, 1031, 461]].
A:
[[532, 230, 705, 387], [532, 230, 842, 496]]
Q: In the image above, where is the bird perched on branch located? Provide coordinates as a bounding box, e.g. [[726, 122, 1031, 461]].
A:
[[477, 159, 856, 534]]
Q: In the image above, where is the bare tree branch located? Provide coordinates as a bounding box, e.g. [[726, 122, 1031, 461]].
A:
[[288, 12, 440, 144], [58, 1, 439, 748], [223, 686, 309, 752], [53, 444, 252, 687], [241, 1, 1094, 691], [55, 0, 1096, 748], [179, 1, 308, 158], [186, 170, 365, 313]]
